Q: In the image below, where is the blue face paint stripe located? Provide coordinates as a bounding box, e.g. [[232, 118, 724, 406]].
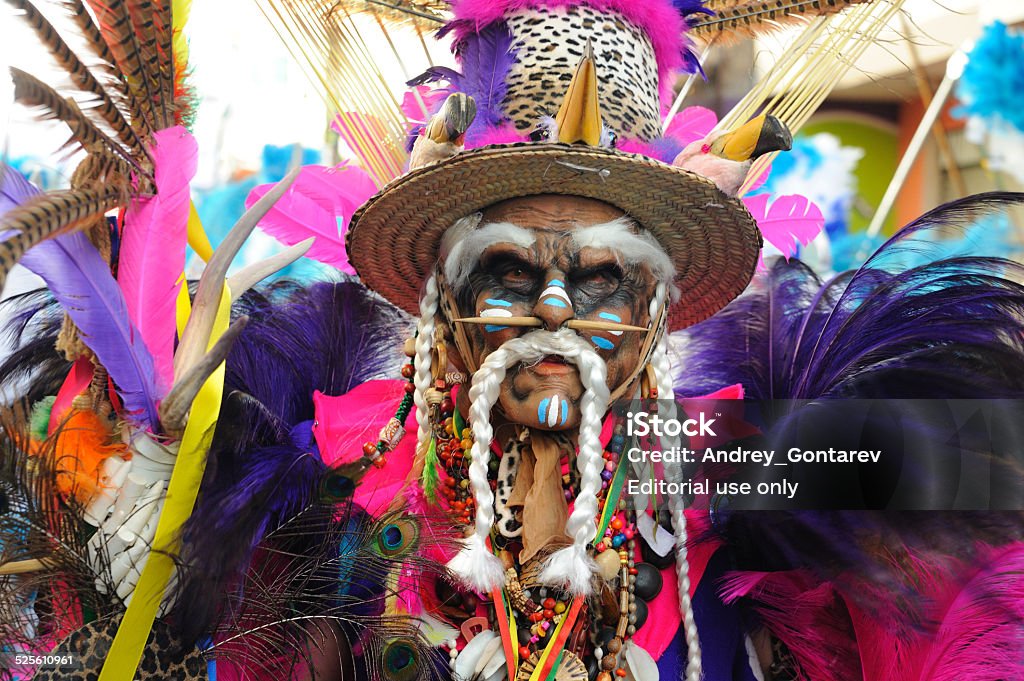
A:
[[484, 298, 512, 307], [548, 279, 565, 287], [592, 336, 615, 350], [538, 398, 550, 425], [598, 311, 622, 322], [560, 399, 568, 425], [485, 324, 510, 332], [543, 298, 568, 308]]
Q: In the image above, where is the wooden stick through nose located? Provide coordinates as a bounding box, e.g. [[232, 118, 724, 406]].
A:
[[454, 317, 649, 333], [565, 319, 650, 333], [454, 316, 544, 327]]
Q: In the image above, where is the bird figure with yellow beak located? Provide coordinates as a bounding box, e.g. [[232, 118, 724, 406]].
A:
[[409, 91, 478, 169], [673, 113, 793, 196]]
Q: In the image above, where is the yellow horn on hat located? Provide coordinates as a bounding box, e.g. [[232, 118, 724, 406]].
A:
[[555, 40, 603, 146]]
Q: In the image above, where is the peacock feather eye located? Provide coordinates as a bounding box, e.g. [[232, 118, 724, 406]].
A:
[[374, 517, 419, 558], [382, 639, 420, 681], [319, 468, 355, 502]]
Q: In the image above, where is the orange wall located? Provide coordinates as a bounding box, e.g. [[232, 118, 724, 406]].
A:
[[894, 94, 966, 226]]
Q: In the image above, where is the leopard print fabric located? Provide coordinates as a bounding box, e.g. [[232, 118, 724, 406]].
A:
[[34, 616, 208, 680], [501, 5, 663, 141], [495, 438, 523, 538]]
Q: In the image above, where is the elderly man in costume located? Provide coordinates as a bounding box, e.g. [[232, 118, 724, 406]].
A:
[[2, 0, 1024, 680], [319, 9, 791, 677]]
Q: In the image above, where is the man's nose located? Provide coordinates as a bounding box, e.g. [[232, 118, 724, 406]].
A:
[[532, 272, 574, 330]]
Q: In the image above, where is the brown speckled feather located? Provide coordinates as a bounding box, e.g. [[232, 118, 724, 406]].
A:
[[690, 0, 874, 43]]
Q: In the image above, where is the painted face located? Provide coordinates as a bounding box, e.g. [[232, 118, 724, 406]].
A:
[[446, 194, 661, 431]]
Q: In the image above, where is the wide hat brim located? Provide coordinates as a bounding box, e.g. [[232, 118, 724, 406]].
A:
[[347, 143, 762, 331]]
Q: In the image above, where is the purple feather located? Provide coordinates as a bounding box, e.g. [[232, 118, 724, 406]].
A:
[[678, 193, 1024, 676], [451, 21, 517, 140], [672, 0, 714, 18], [677, 192, 1024, 400], [171, 279, 408, 643], [223, 279, 409, 424], [0, 164, 39, 217], [18, 231, 161, 429]]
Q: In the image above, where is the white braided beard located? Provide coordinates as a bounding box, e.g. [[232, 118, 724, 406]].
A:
[[446, 328, 610, 594]]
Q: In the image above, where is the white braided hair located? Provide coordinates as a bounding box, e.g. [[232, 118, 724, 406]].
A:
[[649, 283, 703, 681], [412, 275, 440, 457], [446, 328, 609, 593]]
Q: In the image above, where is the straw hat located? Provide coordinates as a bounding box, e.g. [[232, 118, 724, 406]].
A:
[[347, 1, 764, 330]]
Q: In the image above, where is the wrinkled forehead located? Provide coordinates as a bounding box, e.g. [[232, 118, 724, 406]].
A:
[[479, 194, 626, 233]]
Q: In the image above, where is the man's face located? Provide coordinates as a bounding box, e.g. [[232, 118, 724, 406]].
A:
[[447, 194, 661, 431]]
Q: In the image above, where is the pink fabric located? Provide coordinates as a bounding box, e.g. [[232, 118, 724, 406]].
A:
[[632, 510, 721, 658], [313, 380, 419, 516], [631, 384, 743, 657], [449, 0, 688, 103]]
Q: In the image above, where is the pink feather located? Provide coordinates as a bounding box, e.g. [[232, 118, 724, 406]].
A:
[[663, 105, 717, 146], [117, 126, 197, 393], [744, 193, 824, 261], [860, 543, 1024, 681], [245, 163, 378, 274], [464, 124, 527, 148], [720, 569, 861, 681], [401, 86, 449, 125], [724, 544, 1024, 681], [449, 0, 688, 103]]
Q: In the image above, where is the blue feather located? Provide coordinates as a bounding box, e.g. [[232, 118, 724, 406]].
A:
[[956, 22, 1024, 133], [18, 231, 161, 429]]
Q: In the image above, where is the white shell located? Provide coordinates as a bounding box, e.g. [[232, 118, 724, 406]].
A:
[[623, 641, 659, 681], [454, 630, 497, 681], [478, 633, 507, 678], [637, 512, 676, 558]]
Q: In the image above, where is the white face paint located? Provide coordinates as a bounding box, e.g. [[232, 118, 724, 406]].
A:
[[539, 278, 573, 312], [537, 393, 569, 427], [480, 297, 514, 332]]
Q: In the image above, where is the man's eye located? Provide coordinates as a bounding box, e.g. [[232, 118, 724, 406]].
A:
[[575, 268, 621, 294], [501, 267, 535, 291]]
